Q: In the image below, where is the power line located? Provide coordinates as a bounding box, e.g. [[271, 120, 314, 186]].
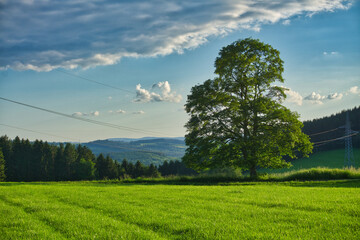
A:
[[55, 69, 134, 94], [312, 132, 359, 146], [0, 96, 172, 137], [308, 128, 339, 136], [0, 123, 80, 142]]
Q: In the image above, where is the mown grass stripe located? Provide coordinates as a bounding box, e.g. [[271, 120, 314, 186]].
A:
[[41, 188, 170, 239], [0, 195, 66, 240], [0, 181, 359, 239], [0, 186, 166, 239]]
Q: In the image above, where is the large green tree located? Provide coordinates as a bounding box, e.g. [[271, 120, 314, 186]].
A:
[[183, 38, 312, 177]]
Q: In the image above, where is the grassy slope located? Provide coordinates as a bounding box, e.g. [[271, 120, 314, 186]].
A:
[[263, 148, 360, 174], [0, 181, 359, 239]]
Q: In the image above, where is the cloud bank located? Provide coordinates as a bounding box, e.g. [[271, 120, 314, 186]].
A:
[[109, 109, 126, 114], [284, 87, 349, 106], [0, 0, 352, 71], [349, 86, 360, 95], [72, 111, 100, 117], [304, 92, 343, 104], [285, 88, 303, 106], [135, 81, 182, 103], [132, 111, 145, 115]]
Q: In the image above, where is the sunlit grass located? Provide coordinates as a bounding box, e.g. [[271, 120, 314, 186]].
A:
[[262, 148, 360, 174], [1, 179, 359, 239], [265, 167, 360, 181]]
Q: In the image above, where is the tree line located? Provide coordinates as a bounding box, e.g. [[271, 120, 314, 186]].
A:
[[0, 135, 196, 182], [302, 106, 360, 152]]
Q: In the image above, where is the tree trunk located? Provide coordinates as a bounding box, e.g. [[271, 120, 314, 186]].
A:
[[249, 165, 257, 179]]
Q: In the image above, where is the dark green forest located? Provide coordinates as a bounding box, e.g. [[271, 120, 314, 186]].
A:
[[302, 106, 360, 152], [0, 136, 196, 182]]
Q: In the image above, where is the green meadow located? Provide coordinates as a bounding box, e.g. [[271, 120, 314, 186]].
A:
[[0, 180, 359, 239], [263, 148, 360, 174]]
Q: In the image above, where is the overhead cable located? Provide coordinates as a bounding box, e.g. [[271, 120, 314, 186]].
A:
[[312, 132, 359, 146], [308, 128, 339, 136], [56, 69, 134, 94], [0, 123, 80, 142], [0, 96, 172, 137]]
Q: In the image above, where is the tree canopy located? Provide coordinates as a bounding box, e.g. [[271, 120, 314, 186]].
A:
[[183, 38, 312, 177]]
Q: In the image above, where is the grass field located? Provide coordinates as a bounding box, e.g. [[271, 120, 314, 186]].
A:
[[0, 180, 359, 239]]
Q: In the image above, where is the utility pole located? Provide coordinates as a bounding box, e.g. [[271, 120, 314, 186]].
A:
[[344, 111, 355, 168]]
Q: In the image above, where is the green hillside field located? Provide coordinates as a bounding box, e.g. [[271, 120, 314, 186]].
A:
[[263, 148, 360, 174], [0, 180, 359, 239]]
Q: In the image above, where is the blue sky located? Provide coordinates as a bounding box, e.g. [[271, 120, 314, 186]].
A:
[[0, 0, 359, 142]]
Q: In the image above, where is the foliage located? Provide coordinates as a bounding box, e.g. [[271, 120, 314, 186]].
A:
[[74, 158, 96, 180], [95, 154, 118, 180], [0, 136, 163, 181], [184, 38, 312, 177], [0, 181, 359, 239], [0, 148, 5, 181], [158, 160, 198, 176]]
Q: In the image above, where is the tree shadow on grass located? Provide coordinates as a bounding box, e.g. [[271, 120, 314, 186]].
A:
[[1, 178, 359, 188]]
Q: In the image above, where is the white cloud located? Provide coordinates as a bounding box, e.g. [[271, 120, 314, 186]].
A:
[[285, 88, 303, 106], [116, 109, 126, 114], [132, 110, 145, 114], [304, 91, 344, 104], [109, 109, 126, 114], [327, 92, 343, 100], [72, 111, 100, 117], [304, 92, 326, 104], [0, 0, 352, 71], [72, 112, 84, 117], [323, 51, 339, 56], [349, 86, 360, 95], [108, 96, 113, 100], [92, 111, 100, 117], [282, 19, 291, 25], [135, 81, 182, 103]]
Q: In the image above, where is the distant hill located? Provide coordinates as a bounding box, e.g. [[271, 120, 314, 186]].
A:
[[83, 138, 186, 165], [107, 137, 185, 142]]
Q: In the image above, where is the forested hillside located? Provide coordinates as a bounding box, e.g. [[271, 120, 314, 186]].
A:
[[84, 138, 186, 165], [302, 106, 360, 152]]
